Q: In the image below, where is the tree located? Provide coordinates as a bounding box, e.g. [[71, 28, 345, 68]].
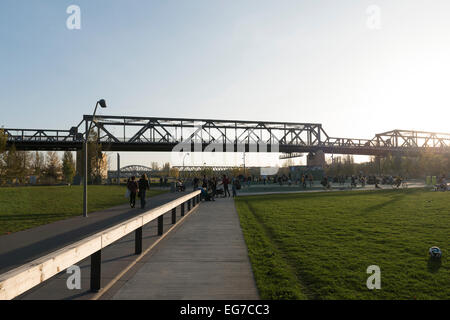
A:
[[169, 167, 180, 179], [31, 151, 45, 177], [62, 151, 76, 184], [342, 155, 355, 176], [0, 129, 6, 154], [88, 131, 105, 184], [45, 151, 61, 182], [151, 162, 160, 171], [0, 129, 7, 183], [75, 130, 105, 184], [4, 145, 22, 183], [162, 162, 170, 176], [0, 133, 32, 184]]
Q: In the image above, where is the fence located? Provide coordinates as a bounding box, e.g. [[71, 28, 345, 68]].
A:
[[0, 190, 202, 300]]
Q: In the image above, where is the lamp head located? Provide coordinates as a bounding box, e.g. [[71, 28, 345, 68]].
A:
[[98, 99, 107, 108]]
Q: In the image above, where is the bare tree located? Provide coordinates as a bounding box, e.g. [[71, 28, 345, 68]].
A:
[[45, 151, 61, 183]]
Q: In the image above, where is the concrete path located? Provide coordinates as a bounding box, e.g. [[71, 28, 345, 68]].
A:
[[109, 198, 259, 300]]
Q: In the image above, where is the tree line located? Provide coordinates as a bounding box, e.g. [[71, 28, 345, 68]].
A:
[[0, 148, 76, 186], [0, 129, 105, 185], [325, 153, 450, 178]]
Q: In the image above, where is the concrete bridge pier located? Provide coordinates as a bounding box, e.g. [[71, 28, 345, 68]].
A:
[[307, 150, 326, 167]]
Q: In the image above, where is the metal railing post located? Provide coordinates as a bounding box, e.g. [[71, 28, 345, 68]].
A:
[[187, 199, 191, 211], [158, 215, 164, 235], [181, 202, 185, 216], [90, 250, 102, 292], [135, 227, 142, 255], [172, 208, 176, 224]]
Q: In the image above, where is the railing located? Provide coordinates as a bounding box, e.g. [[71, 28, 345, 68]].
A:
[[0, 190, 202, 300]]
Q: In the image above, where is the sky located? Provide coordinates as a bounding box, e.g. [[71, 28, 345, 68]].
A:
[[1, 0, 449, 169]]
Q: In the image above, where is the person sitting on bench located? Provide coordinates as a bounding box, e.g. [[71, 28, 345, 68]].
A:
[[436, 175, 448, 191]]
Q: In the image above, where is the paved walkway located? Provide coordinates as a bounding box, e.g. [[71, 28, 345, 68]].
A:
[[108, 198, 259, 300]]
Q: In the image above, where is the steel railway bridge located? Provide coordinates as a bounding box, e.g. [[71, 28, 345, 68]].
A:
[[3, 115, 450, 157]]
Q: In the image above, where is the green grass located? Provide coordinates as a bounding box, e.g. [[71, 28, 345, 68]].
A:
[[235, 188, 450, 299], [0, 185, 167, 235]]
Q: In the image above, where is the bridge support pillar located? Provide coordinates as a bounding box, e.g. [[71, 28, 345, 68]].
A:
[[158, 216, 164, 235], [307, 150, 326, 168], [90, 250, 102, 292], [171, 208, 176, 224], [375, 156, 381, 175], [135, 227, 142, 254]]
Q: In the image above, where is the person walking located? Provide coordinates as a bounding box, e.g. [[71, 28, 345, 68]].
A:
[[301, 174, 306, 188], [209, 177, 217, 201], [127, 176, 139, 208], [222, 175, 231, 197], [193, 177, 199, 190], [232, 177, 238, 197], [138, 174, 150, 209]]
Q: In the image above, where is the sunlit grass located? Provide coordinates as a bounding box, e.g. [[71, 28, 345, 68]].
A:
[[235, 189, 450, 299], [0, 185, 167, 235]]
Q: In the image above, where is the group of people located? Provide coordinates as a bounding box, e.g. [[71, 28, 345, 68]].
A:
[[271, 174, 315, 188], [192, 174, 242, 201], [126, 174, 150, 209], [321, 174, 411, 190]]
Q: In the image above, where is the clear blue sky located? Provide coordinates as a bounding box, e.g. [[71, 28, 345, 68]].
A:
[[1, 1, 449, 168]]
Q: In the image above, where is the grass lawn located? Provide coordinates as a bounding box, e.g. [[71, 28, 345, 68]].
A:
[[0, 185, 167, 235], [235, 188, 450, 299]]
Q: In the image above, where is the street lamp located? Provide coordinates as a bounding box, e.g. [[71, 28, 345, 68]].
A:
[[83, 99, 107, 218], [243, 152, 246, 177]]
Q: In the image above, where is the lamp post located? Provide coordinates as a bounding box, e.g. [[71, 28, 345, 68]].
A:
[[243, 152, 246, 177], [83, 99, 107, 218]]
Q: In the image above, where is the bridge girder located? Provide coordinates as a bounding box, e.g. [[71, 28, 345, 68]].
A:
[[3, 115, 450, 156]]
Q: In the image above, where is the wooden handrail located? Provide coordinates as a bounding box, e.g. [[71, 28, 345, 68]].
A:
[[0, 190, 202, 300]]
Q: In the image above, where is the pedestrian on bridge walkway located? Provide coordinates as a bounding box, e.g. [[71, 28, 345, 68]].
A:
[[138, 174, 150, 209], [222, 175, 231, 197], [127, 176, 138, 208]]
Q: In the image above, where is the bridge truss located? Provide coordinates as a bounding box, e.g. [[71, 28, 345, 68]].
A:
[[3, 115, 450, 156]]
